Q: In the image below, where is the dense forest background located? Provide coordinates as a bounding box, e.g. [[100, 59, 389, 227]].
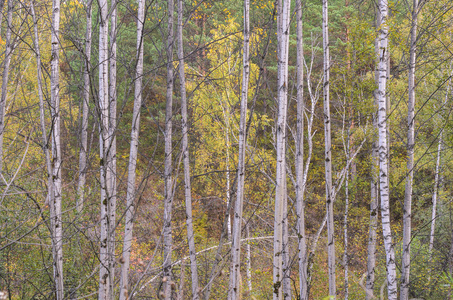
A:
[[1, 0, 453, 299]]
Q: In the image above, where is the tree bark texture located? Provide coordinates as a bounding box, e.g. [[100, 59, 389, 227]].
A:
[[377, 0, 398, 298], [50, 0, 64, 296], [273, 0, 291, 299], [228, 0, 250, 298], [98, 0, 111, 295]]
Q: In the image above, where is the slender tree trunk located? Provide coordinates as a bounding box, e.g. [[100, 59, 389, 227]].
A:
[[177, 0, 199, 298], [428, 131, 442, 255], [0, 0, 14, 176], [0, 0, 6, 37], [228, 0, 250, 298], [322, 0, 335, 298], [50, 0, 64, 296], [273, 0, 291, 299], [98, 0, 111, 295], [107, 1, 118, 297], [295, 1, 308, 299], [401, 1, 418, 299], [163, 0, 175, 298], [366, 9, 380, 299], [118, 0, 145, 298], [377, 0, 397, 298], [343, 129, 351, 300], [76, 0, 93, 213]]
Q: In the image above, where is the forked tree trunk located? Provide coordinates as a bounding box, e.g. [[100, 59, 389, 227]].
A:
[[295, 1, 308, 299], [163, 0, 175, 298], [0, 0, 14, 175], [177, 0, 199, 298], [377, 0, 397, 298], [50, 0, 64, 296], [76, 0, 93, 213], [228, 0, 250, 298], [322, 0, 336, 297], [119, 0, 145, 298], [98, 0, 111, 295], [273, 0, 291, 299]]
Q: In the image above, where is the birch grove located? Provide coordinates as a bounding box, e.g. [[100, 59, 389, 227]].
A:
[[1, 0, 453, 298]]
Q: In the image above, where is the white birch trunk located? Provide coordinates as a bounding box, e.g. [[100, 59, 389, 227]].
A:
[[119, 0, 145, 298], [177, 0, 199, 298], [401, 1, 418, 299], [228, 0, 250, 298], [50, 0, 64, 296], [0, 0, 13, 175], [107, 2, 118, 296], [322, 0, 336, 297], [295, 1, 308, 298], [377, 0, 397, 298], [76, 0, 93, 213], [273, 0, 291, 299], [163, 1, 175, 298], [98, 0, 111, 295]]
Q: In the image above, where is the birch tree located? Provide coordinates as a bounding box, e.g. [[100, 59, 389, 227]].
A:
[[98, 0, 111, 295], [107, 1, 118, 296], [118, 0, 145, 297], [228, 0, 250, 298], [163, 0, 175, 298], [177, 0, 199, 298], [377, 0, 398, 298], [322, 0, 336, 297], [273, 0, 291, 299], [295, 0, 308, 298], [50, 0, 64, 296], [76, 0, 93, 213]]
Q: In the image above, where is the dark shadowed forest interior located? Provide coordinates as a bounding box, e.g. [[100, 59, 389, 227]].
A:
[[1, 0, 453, 299]]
